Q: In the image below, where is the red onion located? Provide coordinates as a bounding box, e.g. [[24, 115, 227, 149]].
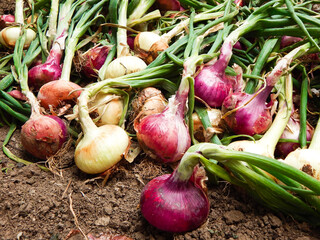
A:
[[81, 45, 110, 79], [280, 36, 303, 49], [140, 154, 209, 232], [234, 0, 243, 7], [1, 14, 15, 23], [222, 86, 273, 136], [155, 0, 183, 12], [276, 113, 313, 158], [37, 80, 81, 109], [28, 38, 64, 90], [134, 78, 191, 163], [7, 89, 27, 101], [194, 42, 242, 108], [20, 89, 68, 160], [21, 114, 68, 159]]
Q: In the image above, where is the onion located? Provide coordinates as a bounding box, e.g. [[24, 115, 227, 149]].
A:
[[131, 87, 167, 121], [80, 45, 111, 79], [280, 36, 303, 49], [276, 113, 313, 158], [134, 78, 191, 163], [0, 14, 15, 23], [222, 86, 273, 136], [37, 80, 81, 109], [74, 90, 130, 174], [155, 0, 183, 12], [281, 110, 320, 181], [140, 152, 209, 232], [21, 114, 68, 159], [104, 56, 147, 79], [0, 26, 36, 48], [28, 36, 64, 90], [193, 109, 223, 142], [88, 92, 124, 126], [194, 43, 243, 108], [282, 149, 320, 181], [227, 74, 293, 160]]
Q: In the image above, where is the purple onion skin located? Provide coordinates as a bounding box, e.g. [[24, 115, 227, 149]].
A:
[[21, 115, 68, 159], [1, 14, 15, 23], [82, 46, 110, 79], [194, 42, 240, 108], [140, 172, 209, 232], [134, 108, 191, 163], [222, 89, 272, 136], [156, 0, 183, 11], [280, 36, 303, 49], [276, 117, 313, 158], [28, 43, 62, 90]]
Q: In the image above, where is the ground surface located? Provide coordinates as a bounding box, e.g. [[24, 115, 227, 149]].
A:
[[1, 2, 320, 240]]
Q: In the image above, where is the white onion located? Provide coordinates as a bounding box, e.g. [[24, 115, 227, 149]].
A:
[[134, 31, 161, 52], [75, 124, 129, 174], [0, 27, 36, 48], [104, 56, 147, 79]]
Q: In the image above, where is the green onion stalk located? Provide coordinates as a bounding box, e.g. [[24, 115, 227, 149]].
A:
[[28, 0, 80, 90], [103, 0, 148, 79], [127, 0, 160, 28], [73, 63, 179, 174], [184, 142, 320, 225], [36, 0, 108, 110], [134, 5, 227, 64], [13, 30, 69, 161], [134, 26, 221, 163], [0, 0, 36, 49]]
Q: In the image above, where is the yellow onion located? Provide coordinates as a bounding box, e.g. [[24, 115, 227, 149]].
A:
[[104, 56, 147, 79], [0, 26, 36, 48], [75, 124, 130, 174], [89, 93, 124, 126], [75, 90, 130, 174]]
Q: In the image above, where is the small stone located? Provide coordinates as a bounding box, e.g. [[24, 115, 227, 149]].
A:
[[103, 204, 113, 215], [223, 210, 245, 224], [95, 216, 110, 226], [268, 215, 282, 228]]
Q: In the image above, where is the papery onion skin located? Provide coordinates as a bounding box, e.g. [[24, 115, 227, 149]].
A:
[[21, 115, 68, 160], [222, 91, 272, 136], [134, 107, 191, 163], [37, 80, 82, 109], [74, 124, 129, 174], [140, 172, 209, 232]]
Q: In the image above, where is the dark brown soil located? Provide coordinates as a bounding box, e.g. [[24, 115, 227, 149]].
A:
[[1, 2, 320, 240], [1, 125, 320, 240]]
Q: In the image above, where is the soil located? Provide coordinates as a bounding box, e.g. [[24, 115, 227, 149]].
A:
[[1, 3, 320, 240]]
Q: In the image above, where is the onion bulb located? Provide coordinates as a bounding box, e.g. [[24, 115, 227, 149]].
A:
[[88, 92, 124, 126], [140, 152, 209, 232], [134, 79, 191, 163], [0, 26, 36, 48], [281, 149, 320, 180], [75, 124, 129, 174], [74, 89, 130, 174], [37, 80, 81, 109], [104, 56, 147, 79], [21, 114, 68, 160]]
